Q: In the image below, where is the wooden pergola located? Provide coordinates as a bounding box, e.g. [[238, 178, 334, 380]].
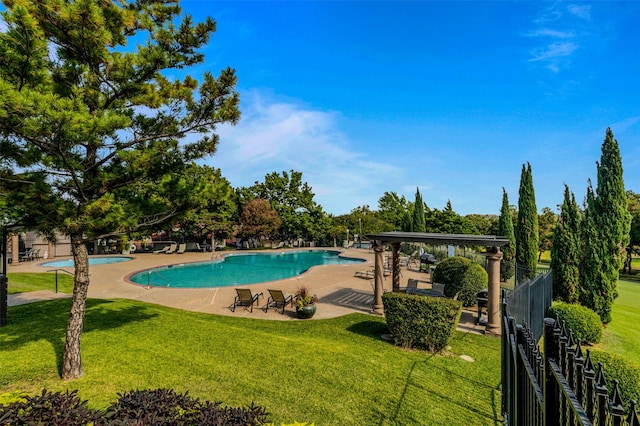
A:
[[365, 231, 509, 335]]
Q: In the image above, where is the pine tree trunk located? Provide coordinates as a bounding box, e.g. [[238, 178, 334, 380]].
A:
[[61, 237, 90, 380]]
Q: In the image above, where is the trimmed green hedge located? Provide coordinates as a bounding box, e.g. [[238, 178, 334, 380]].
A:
[[382, 292, 462, 352], [547, 302, 603, 344], [432, 256, 488, 307], [590, 349, 640, 412]]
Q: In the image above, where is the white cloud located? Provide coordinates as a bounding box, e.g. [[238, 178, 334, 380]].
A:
[[530, 41, 578, 62], [211, 90, 402, 214], [525, 3, 593, 72], [568, 5, 591, 21], [525, 29, 575, 39]]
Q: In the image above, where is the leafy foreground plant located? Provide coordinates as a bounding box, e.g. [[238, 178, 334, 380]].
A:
[[0, 388, 268, 425]]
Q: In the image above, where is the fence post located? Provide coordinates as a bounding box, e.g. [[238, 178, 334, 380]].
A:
[[595, 363, 609, 426], [515, 324, 526, 425], [627, 400, 640, 425], [609, 380, 626, 426], [573, 341, 585, 406], [501, 293, 510, 423], [544, 317, 559, 426], [583, 350, 596, 420]]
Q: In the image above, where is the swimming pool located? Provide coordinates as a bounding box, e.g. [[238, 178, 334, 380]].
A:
[[41, 256, 133, 267], [129, 250, 364, 288]]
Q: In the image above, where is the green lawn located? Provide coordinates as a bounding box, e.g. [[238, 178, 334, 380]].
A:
[[6, 272, 74, 294], [596, 277, 640, 365], [0, 298, 502, 425]]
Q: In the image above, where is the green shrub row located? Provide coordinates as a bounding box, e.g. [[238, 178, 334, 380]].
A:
[[0, 388, 268, 425], [590, 349, 640, 412], [382, 291, 462, 352], [547, 302, 603, 344], [432, 256, 488, 307]]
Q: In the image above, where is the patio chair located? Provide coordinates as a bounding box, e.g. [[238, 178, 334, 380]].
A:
[[405, 278, 419, 295], [431, 282, 446, 296], [264, 289, 294, 314], [354, 270, 374, 279], [164, 243, 178, 254], [232, 288, 263, 312], [176, 243, 187, 254], [152, 245, 170, 254], [407, 251, 419, 269]]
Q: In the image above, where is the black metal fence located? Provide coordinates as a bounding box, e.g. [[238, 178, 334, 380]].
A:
[[504, 269, 553, 341], [502, 274, 640, 425]]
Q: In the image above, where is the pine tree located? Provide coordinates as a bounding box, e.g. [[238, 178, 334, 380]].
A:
[[412, 187, 426, 233], [516, 163, 539, 280], [0, 1, 239, 379], [551, 185, 581, 303], [498, 188, 516, 281], [579, 128, 631, 323]]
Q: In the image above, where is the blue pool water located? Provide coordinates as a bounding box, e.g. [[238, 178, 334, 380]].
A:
[[129, 250, 364, 288], [41, 256, 133, 267]]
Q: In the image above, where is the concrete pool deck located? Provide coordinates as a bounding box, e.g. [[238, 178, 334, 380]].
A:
[[7, 248, 487, 334]]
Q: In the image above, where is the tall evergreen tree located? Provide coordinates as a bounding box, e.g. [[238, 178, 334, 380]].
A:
[[551, 185, 581, 303], [516, 163, 539, 280], [579, 128, 631, 323], [0, 1, 239, 379], [498, 188, 516, 281], [412, 187, 426, 233], [401, 209, 413, 232]]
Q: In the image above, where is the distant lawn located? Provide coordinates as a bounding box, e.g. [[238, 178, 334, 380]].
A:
[[6, 272, 74, 294], [595, 278, 640, 365], [0, 299, 502, 425]]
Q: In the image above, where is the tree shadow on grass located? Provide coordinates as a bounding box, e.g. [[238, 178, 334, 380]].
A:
[[345, 320, 389, 340], [380, 358, 502, 425], [1, 298, 158, 377]]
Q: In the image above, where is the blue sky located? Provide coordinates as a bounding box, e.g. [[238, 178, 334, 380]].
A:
[[182, 1, 640, 216]]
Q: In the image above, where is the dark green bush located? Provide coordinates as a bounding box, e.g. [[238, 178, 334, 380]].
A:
[[547, 302, 603, 344], [590, 349, 640, 412], [0, 388, 269, 426], [432, 256, 488, 307], [102, 388, 268, 425], [0, 389, 100, 425], [382, 291, 462, 352]]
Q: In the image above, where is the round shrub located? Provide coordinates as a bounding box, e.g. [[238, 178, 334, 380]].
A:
[[590, 349, 640, 412], [546, 302, 603, 344], [432, 256, 471, 286], [432, 256, 488, 307]]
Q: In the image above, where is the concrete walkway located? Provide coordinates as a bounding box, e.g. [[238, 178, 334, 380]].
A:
[[7, 248, 486, 333]]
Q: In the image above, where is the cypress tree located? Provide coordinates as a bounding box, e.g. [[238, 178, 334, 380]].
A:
[[401, 209, 413, 232], [412, 187, 426, 233], [498, 188, 516, 281], [579, 128, 631, 323], [516, 163, 539, 280], [551, 185, 581, 303]]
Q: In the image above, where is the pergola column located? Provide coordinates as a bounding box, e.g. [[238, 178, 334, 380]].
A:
[[371, 240, 385, 315], [11, 235, 19, 265], [485, 247, 503, 336], [392, 242, 401, 292]]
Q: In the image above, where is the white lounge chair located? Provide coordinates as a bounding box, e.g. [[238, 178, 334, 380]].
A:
[[164, 243, 178, 254]]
